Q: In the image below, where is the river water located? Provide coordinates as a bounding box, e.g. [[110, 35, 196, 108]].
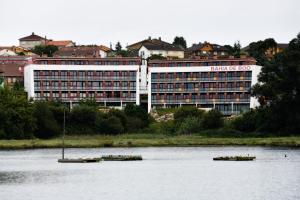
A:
[[0, 147, 299, 200]]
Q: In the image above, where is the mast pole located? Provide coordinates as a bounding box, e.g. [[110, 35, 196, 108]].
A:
[[62, 105, 65, 159]]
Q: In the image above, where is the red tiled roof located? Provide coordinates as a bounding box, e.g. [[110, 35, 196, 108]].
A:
[[19, 32, 46, 41], [99, 45, 111, 52], [46, 40, 74, 47], [0, 63, 24, 77]]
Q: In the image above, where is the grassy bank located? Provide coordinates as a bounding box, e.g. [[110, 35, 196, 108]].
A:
[[0, 134, 300, 149]]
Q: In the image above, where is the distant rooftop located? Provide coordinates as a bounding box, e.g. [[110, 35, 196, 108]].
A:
[[19, 32, 46, 41]]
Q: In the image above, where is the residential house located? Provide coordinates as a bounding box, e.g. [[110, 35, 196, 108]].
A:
[[53, 45, 111, 58], [19, 32, 48, 49], [0, 47, 17, 56], [265, 43, 288, 58], [46, 40, 75, 48], [186, 42, 229, 58], [128, 37, 184, 59], [0, 63, 24, 87]]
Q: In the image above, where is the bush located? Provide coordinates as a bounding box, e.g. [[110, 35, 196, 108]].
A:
[[102, 116, 124, 135], [69, 105, 98, 134], [231, 109, 258, 132], [124, 104, 150, 128], [177, 117, 202, 134], [33, 102, 61, 139], [202, 109, 224, 129], [173, 106, 204, 125]]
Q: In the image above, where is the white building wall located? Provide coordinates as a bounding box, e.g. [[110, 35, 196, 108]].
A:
[[99, 50, 107, 58], [138, 46, 184, 59], [148, 65, 262, 113], [24, 64, 140, 104], [250, 65, 262, 108]]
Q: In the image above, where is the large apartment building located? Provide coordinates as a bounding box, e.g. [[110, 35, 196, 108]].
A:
[[148, 58, 261, 114], [24, 57, 141, 107], [23, 56, 261, 115]]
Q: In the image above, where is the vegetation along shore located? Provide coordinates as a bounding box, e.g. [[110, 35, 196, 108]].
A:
[[0, 135, 299, 149]]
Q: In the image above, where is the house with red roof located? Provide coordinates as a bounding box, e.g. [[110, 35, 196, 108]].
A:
[[19, 32, 48, 49]]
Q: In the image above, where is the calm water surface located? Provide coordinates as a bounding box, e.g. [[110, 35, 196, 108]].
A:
[[0, 147, 299, 200]]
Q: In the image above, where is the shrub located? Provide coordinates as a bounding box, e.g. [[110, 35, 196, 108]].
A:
[[69, 105, 98, 134], [102, 116, 124, 135], [231, 109, 258, 132], [202, 109, 224, 129], [177, 117, 202, 134], [173, 106, 204, 125], [33, 102, 61, 139]]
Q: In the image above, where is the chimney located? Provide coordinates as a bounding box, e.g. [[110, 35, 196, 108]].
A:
[[159, 37, 161, 41], [110, 42, 112, 49], [32, 32, 34, 35], [148, 36, 151, 40]]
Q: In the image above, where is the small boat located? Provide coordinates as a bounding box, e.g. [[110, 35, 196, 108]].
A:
[[213, 156, 256, 161], [101, 155, 143, 161], [58, 158, 101, 163]]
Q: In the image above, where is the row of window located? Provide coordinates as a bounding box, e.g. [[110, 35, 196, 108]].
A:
[[34, 70, 137, 77], [150, 61, 254, 67], [152, 82, 251, 89], [35, 91, 136, 98], [35, 81, 136, 87], [36, 61, 138, 65], [151, 93, 251, 100], [151, 71, 252, 80]]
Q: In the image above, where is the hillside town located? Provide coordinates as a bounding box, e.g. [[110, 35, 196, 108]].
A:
[[0, 32, 289, 115]]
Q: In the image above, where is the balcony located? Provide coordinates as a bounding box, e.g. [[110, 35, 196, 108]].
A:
[[34, 76, 137, 81], [151, 87, 251, 93], [34, 97, 136, 102], [34, 86, 136, 91], [151, 77, 252, 83], [151, 98, 250, 104]]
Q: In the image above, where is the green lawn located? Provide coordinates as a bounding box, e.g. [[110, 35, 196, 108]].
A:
[[0, 134, 300, 149]]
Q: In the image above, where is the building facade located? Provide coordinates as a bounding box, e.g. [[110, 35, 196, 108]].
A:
[[19, 32, 47, 49], [24, 64, 140, 107], [148, 58, 261, 114]]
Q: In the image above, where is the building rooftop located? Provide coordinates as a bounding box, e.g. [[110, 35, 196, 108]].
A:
[[53, 46, 111, 57], [0, 63, 24, 77], [127, 37, 183, 51], [46, 40, 74, 47], [187, 42, 228, 52], [19, 32, 46, 41]]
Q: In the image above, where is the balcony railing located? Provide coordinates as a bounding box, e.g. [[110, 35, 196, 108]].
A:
[[34, 76, 137, 81], [35, 86, 136, 91], [151, 98, 250, 104], [151, 87, 251, 93], [34, 97, 136, 102], [151, 77, 251, 83]]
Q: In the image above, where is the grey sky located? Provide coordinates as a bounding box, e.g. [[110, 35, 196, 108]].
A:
[[1, 0, 299, 48]]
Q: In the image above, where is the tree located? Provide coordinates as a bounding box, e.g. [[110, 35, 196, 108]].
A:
[[173, 36, 187, 49], [202, 109, 224, 129], [124, 104, 150, 130], [246, 38, 277, 66], [115, 42, 122, 52], [252, 33, 300, 134], [33, 45, 58, 57], [147, 54, 167, 61], [33, 101, 61, 139], [232, 41, 241, 58], [0, 86, 35, 139]]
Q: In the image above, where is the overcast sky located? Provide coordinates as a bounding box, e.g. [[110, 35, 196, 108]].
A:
[[1, 0, 299, 48]]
